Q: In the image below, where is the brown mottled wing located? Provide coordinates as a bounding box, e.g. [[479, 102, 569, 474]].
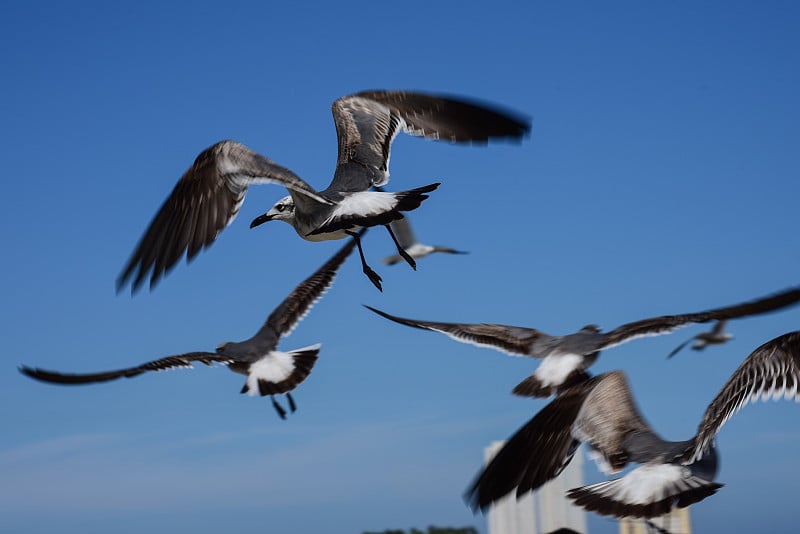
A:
[[19, 352, 231, 385], [363, 305, 544, 357], [117, 140, 324, 294], [602, 287, 800, 349], [688, 331, 800, 463], [329, 90, 531, 192], [253, 237, 358, 343], [573, 371, 652, 466], [354, 90, 531, 143], [465, 377, 603, 511]]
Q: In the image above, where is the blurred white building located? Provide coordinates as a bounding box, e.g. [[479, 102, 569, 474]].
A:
[[619, 507, 692, 534], [484, 441, 587, 534]]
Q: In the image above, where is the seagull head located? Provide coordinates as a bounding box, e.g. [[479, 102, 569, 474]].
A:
[[250, 195, 296, 228]]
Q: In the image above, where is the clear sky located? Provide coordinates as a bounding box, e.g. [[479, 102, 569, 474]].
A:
[[2, 1, 799, 533]]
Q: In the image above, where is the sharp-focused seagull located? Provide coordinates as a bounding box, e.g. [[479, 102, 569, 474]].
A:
[[21, 238, 357, 419], [380, 213, 467, 266], [365, 286, 800, 397], [117, 90, 530, 294], [465, 330, 800, 518], [667, 320, 733, 358]]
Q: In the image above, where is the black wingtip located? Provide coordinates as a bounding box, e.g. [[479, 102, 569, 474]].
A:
[[462, 482, 491, 515], [511, 375, 559, 398], [363, 304, 388, 318], [18, 365, 52, 383], [363, 305, 429, 330]]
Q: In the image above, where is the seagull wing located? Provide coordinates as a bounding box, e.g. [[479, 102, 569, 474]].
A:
[[19, 352, 231, 385], [252, 236, 358, 343], [465, 376, 604, 511], [688, 331, 800, 463], [602, 287, 800, 349], [363, 305, 544, 357], [667, 337, 695, 359], [573, 371, 653, 470], [328, 90, 530, 192], [117, 140, 326, 294]]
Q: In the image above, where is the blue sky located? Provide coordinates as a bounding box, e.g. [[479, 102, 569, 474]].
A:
[[2, 1, 799, 533]]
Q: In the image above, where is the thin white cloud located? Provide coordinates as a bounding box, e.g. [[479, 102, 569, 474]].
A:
[[0, 413, 499, 514]]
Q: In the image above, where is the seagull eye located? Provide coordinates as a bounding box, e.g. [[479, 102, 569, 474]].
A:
[[276, 204, 285, 212]]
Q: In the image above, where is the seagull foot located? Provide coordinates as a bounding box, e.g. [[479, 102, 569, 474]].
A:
[[399, 248, 417, 271], [364, 266, 383, 292], [287, 392, 297, 413], [271, 396, 287, 420]]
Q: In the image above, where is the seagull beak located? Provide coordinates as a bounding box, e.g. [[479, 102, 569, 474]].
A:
[[250, 213, 273, 228]]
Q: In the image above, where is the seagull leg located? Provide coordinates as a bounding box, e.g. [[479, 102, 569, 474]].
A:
[[346, 230, 382, 291], [287, 392, 297, 413], [271, 396, 287, 420], [384, 224, 416, 270]]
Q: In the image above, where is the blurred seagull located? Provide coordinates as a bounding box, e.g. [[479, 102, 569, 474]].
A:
[[667, 320, 732, 358], [117, 90, 530, 294], [380, 213, 467, 266], [465, 330, 800, 518], [365, 286, 800, 397], [21, 238, 357, 419]]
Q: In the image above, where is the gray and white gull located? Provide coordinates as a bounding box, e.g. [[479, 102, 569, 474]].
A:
[[21, 237, 357, 419], [116, 90, 530, 294], [380, 213, 467, 266], [667, 319, 733, 358], [365, 286, 800, 397], [465, 330, 800, 518]]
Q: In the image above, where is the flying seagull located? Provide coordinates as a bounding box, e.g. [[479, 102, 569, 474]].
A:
[[117, 90, 530, 294], [667, 320, 732, 358], [465, 330, 800, 518], [21, 237, 358, 419], [380, 213, 467, 266], [364, 286, 800, 397]]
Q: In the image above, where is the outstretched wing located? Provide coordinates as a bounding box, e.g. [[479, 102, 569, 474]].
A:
[[573, 371, 653, 471], [465, 378, 602, 511], [363, 305, 544, 357], [329, 90, 530, 192], [688, 331, 800, 463], [117, 140, 326, 294], [667, 337, 695, 359], [602, 287, 800, 349], [253, 235, 359, 343], [19, 352, 231, 385]]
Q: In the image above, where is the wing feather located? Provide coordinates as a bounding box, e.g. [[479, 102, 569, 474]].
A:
[[363, 305, 543, 357], [329, 91, 530, 192], [117, 140, 324, 294], [465, 378, 602, 511], [19, 352, 231, 385], [688, 331, 800, 462], [253, 235, 358, 342], [603, 287, 800, 349]]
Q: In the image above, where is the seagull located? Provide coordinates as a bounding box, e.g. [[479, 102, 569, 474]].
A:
[[667, 320, 733, 358], [465, 330, 800, 518], [117, 90, 530, 294], [379, 212, 467, 266], [21, 237, 357, 419], [364, 286, 800, 397]]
